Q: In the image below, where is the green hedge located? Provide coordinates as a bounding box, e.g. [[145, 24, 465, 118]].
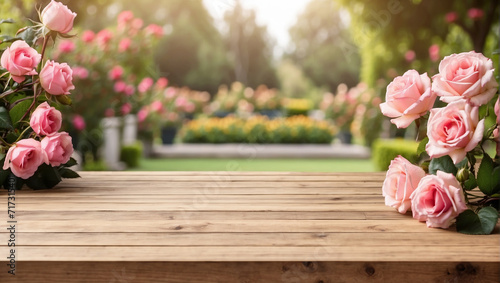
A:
[[372, 139, 419, 171], [120, 143, 142, 168]]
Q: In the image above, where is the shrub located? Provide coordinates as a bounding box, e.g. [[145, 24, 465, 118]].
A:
[[120, 143, 143, 168], [180, 115, 334, 144], [372, 139, 419, 171]]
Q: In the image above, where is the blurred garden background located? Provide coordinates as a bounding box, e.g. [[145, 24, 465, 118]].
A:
[[3, 0, 499, 172]]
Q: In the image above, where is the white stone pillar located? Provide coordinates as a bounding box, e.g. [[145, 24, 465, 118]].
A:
[[122, 114, 137, 146], [101, 117, 123, 170]]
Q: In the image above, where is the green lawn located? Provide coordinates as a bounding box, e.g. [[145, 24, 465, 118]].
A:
[[130, 158, 377, 172]]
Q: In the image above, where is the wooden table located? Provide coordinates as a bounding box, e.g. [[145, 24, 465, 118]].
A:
[[1, 172, 499, 282]]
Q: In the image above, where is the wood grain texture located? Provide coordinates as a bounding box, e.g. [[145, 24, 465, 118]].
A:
[[0, 171, 498, 282]]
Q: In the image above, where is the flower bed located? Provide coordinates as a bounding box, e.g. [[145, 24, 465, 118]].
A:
[[180, 115, 334, 144]]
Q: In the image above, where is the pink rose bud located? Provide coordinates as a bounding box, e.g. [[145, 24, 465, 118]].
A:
[[428, 44, 440, 62], [382, 156, 426, 214], [40, 60, 75, 95], [405, 50, 416, 62], [0, 40, 41, 83], [41, 0, 77, 34], [72, 115, 86, 131], [108, 66, 124, 81], [155, 77, 168, 89], [30, 102, 62, 136], [121, 103, 132, 115], [81, 30, 95, 43], [410, 171, 467, 229], [118, 38, 131, 53], [138, 77, 154, 93], [467, 8, 484, 20], [426, 100, 485, 164], [432, 51, 498, 106], [58, 40, 75, 53], [41, 132, 73, 167], [72, 66, 88, 79], [3, 139, 49, 179], [380, 70, 436, 128], [495, 97, 500, 125], [445, 11, 458, 23]]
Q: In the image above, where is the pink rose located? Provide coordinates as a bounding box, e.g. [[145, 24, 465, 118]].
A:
[[3, 139, 48, 179], [72, 66, 88, 79], [96, 29, 113, 48], [124, 85, 135, 96], [30, 102, 62, 136], [405, 50, 416, 62], [137, 108, 149, 123], [445, 12, 458, 23], [426, 100, 484, 164], [41, 0, 76, 34], [1, 40, 41, 83], [410, 171, 467, 229], [81, 30, 95, 43], [104, 108, 115, 117], [468, 8, 484, 20], [121, 103, 132, 115], [41, 132, 73, 166], [138, 77, 154, 93], [151, 100, 163, 113], [429, 44, 440, 62], [155, 77, 168, 89], [145, 24, 164, 38], [58, 40, 75, 53], [432, 51, 498, 106], [382, 156, 426, 214], [118, 38, 131, 53], [380, 70, 436, 128], [72, 115, 86, 131], [40, 60, 75, 95], [108, 66, 123, 81], [114, 81, 126, 93], [117, 11, 134, 28]]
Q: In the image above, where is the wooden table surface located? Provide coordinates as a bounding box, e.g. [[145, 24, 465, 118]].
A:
[[1, 171, 499, 282]]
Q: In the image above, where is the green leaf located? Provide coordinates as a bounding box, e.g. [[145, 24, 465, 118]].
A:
[[429, 155, 457, 175], [18, 26, 38, 46], [0, 168, 9, 188], [477, 154, 500, 196], [62, 157, 77, 168], [455, 158, 468, 170], [25, 164, 62, 190], [59, 168, 80, 179], [464, 174, 477, 191], [417, 137, 429, 157], [456, 208, 499, 235], [0, 106, 13, 129], [9, 100, 32, 126]]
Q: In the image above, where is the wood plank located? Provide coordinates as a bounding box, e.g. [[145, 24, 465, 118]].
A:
[[2, 232, 497, 246], [3, 246, 499, 262], [0, 219, 485, 233], [2, 261, 498, 283]]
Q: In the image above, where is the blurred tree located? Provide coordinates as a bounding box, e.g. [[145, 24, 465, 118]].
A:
[[338, 0, 499, 86], [223, 1, 279, 89], [287, 0, 361, 91]]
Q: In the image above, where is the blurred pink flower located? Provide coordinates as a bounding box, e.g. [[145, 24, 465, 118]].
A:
[[121, 103, 132, 115], [58, 40, 75, 53], [104, 108, 115, 117], [145, 24, 164, 38], [175, 97, 188, 108], [445, 11, 458, 23], [72, 66, 88, 79], [151, 100, 163, 113], [167, 112, 178, 122], [72, 115, 86, 131], [96, 29, 113, 48], [81, 30, 95, 43], [428, 44, 440, 62], [405, 50, 416, 62], [124, 84, 135, 96], [164, 87, 177, 99], [108, 65, 124, 80], [117, 11, 134, 28], [468, 8, 484, 20], [114, 81, 126, 93], [137, 108, 149, 123], [131, 18, 143, 30], [118, 38, 131, 53], [155, 77, 168, 89], [184, 102, 196, 113], [138, 77, 154, 93]]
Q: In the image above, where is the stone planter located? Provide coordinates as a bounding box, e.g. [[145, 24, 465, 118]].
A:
[[161, 126, 178, 145]]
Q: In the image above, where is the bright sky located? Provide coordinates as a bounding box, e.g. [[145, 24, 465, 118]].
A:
[[203, 0, 311, 55]]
